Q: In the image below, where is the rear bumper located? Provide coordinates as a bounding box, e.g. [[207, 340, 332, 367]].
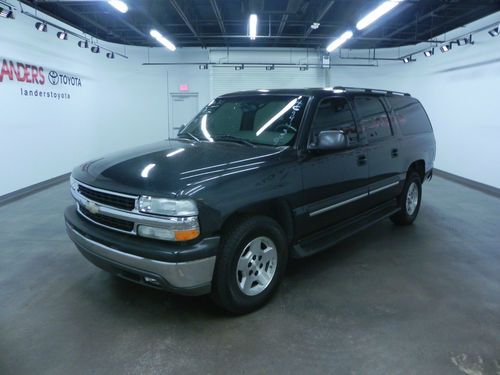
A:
[[65, 206, 219, 295]]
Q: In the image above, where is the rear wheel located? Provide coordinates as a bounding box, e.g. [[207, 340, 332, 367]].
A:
[[211, 216, 288, 314], [390, 171, 422, 225]]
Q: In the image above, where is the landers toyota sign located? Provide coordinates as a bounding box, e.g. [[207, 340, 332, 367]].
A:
[[0, 58, 83, 101]]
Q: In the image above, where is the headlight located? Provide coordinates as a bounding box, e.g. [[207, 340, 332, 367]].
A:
[[138, 196, 198, 217]]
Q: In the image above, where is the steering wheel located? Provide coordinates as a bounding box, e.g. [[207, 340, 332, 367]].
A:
[[275, 124, 297, 133]]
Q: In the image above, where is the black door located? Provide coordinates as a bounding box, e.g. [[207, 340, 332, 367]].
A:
[[353, 96, 403, 207], [298, 97, 369, 237]]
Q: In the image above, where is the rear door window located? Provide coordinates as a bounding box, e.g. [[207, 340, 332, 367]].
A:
[[354, 96, 393, 142], [387, 96, 433, 135]]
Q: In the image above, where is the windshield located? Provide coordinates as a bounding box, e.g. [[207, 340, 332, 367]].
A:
[[179, 95, 308, 147]]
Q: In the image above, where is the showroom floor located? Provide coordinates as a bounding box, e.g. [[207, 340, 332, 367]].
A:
[[1, 177, 499, 375]]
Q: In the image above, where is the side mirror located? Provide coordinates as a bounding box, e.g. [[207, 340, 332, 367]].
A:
[[309, 130, 348, 152]]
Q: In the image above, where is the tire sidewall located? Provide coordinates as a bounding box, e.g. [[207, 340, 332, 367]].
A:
[[401, 173, 422, 222]]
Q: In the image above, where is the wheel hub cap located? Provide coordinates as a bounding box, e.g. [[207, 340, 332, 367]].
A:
[[406, 182, 419, 215], [236, 236, 277, 296]]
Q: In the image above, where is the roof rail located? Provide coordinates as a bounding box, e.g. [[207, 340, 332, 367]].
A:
[[332, 86, 411, 97]]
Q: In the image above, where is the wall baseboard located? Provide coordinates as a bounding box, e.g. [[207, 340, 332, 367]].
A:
[[434, 169, 500, 199], [0, 173, 70, 207]]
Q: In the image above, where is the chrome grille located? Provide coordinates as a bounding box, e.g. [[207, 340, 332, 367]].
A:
[[78, 184, 136, 211], [79, 205, 135, 232]]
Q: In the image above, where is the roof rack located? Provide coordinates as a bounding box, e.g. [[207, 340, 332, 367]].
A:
[[332, 86, 411, 97]]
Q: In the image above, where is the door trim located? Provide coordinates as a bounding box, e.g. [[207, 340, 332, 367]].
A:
[[309, 192, 369, 217]]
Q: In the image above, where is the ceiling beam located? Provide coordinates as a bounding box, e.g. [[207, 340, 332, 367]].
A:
[[210, 0, 226, 34], [169, 0, 204, 47]]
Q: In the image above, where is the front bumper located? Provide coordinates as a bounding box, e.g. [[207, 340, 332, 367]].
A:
[[65, 206, 219, 296]]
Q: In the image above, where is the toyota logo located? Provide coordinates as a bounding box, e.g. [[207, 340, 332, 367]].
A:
[[48, 71, 59, 85]]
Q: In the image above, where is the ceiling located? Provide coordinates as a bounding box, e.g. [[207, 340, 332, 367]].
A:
[[20, 0, 500, 49]]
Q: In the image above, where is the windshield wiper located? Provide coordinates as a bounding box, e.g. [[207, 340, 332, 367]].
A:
[[178, 132, 200, 142], [214, 135, 255, 147]]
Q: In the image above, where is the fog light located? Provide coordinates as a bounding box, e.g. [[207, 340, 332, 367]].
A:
[[144, 276, 161, 286]]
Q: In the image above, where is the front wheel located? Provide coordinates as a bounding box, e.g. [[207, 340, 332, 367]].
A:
[[211, 216, 288, 314], [390, 171, 422, 225]]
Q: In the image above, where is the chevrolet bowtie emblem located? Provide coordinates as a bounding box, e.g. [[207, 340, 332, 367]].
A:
[[85, 201, 99, 215]]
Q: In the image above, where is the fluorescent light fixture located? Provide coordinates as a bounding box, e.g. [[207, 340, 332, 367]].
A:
[[35, 22, 47, 32], [256, 97, 300, 136], [326, 30, 353, 53], [423, 48, 434, 57], [141, 163, 156, 178], [200, 114, 213, 142], [57, 31, 68, 40], [440, 43, 451, 53], [0, 6, 14, 19], [108, 0, 128, 13], [91, 45, 100, 53], [488, 26, 499, 37], [150, 29, 176, 51], [78, 40, 89, 48], [356, 0, 404, 31], [311, 22, 320, 30], [106, 52, 115, 59], [249, 14, 258, 40]]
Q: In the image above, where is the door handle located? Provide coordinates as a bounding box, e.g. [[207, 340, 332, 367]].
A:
[[391, 148, 399, 158], [357, 155, 367, 166]]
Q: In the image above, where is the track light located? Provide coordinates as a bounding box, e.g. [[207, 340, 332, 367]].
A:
[[423, 48, 434, 57], [35, 22, 47, 32], [440, 43, 452, 53], [299, 66, 308, 71], [356, 0, 404, 31], [457, 38, 468, 46], [488, 26, 499, 37], [234, 64, 244, 70], [57, 31, 68, 40], [265, 65, 275, 71], [150, 29, 176, 51], [108, 0, 128, 13], [402, 56, 412, 64], [199, 64, 208, 70], [326, 30, 353, 53], [0, 6, 14, 19], [91, 45, 100, 53], [106, 52, 115, 59], [249, 14, 258, 40], [78, 40, 89, 48]]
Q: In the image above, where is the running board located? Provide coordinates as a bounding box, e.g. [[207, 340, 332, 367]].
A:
[[293, 200, 400, 258]]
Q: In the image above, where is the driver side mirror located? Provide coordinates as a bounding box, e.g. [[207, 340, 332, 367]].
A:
[[309, 130, 348, 152]]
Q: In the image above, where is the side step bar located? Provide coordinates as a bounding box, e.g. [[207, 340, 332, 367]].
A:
[[293, 200, 400, 258]]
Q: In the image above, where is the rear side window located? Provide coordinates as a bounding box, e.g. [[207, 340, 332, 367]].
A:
[[354, 96, 392, 142], [387, 96, 433, 135], [311, 97, 358, 144]]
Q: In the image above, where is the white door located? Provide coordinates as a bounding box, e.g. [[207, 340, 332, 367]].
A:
[[170, 93, 199, 139]]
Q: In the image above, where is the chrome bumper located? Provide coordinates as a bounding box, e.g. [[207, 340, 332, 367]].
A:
[[66, 223, 216, 295]]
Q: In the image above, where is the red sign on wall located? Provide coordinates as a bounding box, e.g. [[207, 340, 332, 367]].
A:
[[179, 84, 189, 92]]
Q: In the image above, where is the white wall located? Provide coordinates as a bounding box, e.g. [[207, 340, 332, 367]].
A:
[[331, 12, 500, 188], [2, 5, 499, 196]]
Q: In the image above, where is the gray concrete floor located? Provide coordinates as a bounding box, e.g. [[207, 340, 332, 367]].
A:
[[1, 177, 499, 375]]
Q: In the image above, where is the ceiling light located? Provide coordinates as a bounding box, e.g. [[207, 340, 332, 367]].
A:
[[440, 43, 451, 53], [423, 48, 434, 57], [91, 45, 100, 53], [402, 56, 411, 63], [249, 14, 258, 40], [108, 0, 128, 13], [488, 26, 499, 37], [356, 0, 404, 31], [106, 52, 115, 59], [311, 22, 320, 30], [35, 22, 47, 32], [265, 65, 275, 71], [150, 29, 176, 51], [0, 6, 14, 19], [78, 40, 89, 48], [234, 64, 244, 70], [326, 30, 353, 53], [457, 38, 468, 46], [57, 31, 68, 40], [199, 64, 208, 70]]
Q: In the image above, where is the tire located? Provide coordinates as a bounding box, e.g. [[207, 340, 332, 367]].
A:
[[211, 216, 288, 314], [390, 171, 422, 225]]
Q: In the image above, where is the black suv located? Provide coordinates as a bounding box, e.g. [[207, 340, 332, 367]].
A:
[[65, 87, 436, 313]]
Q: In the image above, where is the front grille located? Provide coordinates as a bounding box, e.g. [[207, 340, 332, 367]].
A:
[[79, 206, 135, 232], [78, 185, 136, 211]]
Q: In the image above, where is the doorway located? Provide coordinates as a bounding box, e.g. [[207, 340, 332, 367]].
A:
[[169, 93, 199, 139]]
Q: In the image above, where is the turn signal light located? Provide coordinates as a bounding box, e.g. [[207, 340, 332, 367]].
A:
[[174, 229, 200, 241]]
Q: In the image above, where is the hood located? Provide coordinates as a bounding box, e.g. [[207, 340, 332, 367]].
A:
[[72, 139, 286, 197]]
